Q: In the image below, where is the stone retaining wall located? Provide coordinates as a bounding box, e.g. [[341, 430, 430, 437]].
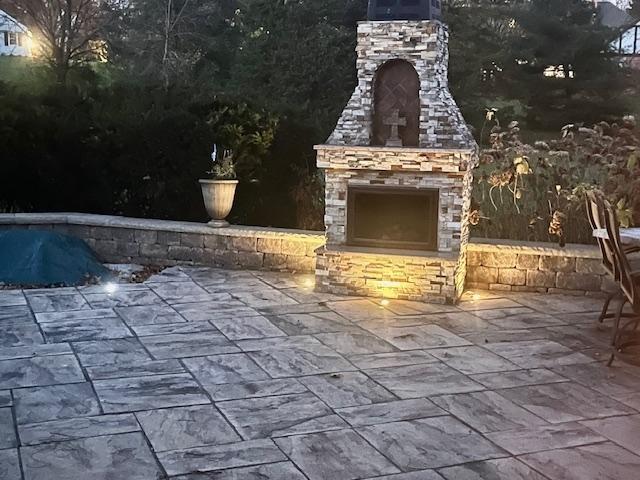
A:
[[0, 214, 610, 295], [467, 239, 612, 296], [0, 214, 324, 274]]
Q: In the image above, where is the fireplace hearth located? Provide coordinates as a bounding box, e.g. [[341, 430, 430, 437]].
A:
[[347, 187, 438, 251]]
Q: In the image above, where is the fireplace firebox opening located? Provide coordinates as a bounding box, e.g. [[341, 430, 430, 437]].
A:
[[347, 186, 439, 251]]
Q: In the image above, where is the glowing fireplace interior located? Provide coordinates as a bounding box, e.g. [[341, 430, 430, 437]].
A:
[[347, 186, 438, 251]]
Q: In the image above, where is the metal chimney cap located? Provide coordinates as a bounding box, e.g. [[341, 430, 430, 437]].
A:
[[367, 0, 442, 22]]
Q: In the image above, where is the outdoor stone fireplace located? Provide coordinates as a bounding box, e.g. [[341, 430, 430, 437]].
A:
[[314, 19, 479, 304]]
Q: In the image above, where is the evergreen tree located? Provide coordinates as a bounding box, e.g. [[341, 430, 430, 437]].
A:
[[218, 0, 367, 227], [446, 0, 631, 140], [223, 0, 367, 138]]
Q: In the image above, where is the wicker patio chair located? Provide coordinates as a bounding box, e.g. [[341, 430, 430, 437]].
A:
[[585, 191, 640, 323], [586, 191, 619, 322], [602, 199, 640, 366]]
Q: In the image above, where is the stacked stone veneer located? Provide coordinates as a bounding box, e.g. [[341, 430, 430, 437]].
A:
[[0, 214, 324, 273], [467, 240, 615, 295], [328, 21, 475, 149], [317, 249, 462, 303], [318, 146, 474, 253], [317, 145, 473, 173], [315, 20, 478, 304]]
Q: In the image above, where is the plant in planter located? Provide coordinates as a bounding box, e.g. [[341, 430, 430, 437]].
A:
[[199, 145, 238, 227]]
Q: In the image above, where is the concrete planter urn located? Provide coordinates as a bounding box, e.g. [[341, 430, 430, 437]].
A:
[[199, 179, 238, 228]]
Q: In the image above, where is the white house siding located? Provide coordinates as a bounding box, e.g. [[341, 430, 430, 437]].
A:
[[0, 10, 30, 57]]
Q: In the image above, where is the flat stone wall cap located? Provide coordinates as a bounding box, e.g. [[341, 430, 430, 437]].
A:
[[1, 213, 72, 225], [314, 144, 476, 155], [0, 213, 326, 242], [468, 238, 600, 259], [0, 213, 17, 224]]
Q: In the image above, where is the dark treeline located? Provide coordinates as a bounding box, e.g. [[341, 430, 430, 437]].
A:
[[0, 0, 637, 228]]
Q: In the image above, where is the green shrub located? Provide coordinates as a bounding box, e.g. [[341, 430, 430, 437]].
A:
[[0, 82, 277, 223]]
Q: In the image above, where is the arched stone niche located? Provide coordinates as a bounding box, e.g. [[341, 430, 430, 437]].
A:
[[371, 59, 420, 148]]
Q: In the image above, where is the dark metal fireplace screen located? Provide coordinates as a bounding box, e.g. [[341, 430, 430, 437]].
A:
[[347, 186, 438, 251]]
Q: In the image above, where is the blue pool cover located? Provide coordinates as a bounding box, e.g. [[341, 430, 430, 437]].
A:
[[0, 230, 112, 287]]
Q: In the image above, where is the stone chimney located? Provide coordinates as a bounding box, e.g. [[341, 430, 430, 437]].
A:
[[328, 21, 475, 150]]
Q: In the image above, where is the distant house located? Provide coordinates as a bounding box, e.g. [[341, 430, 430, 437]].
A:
[[0, 10, 31, 57], [597, 1, 640, 69]]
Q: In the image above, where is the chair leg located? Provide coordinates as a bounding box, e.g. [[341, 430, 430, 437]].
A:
[[611, 298, 627, 345], [610, 313, 640, 367], [599, 291, 616, 323], [608, 298, 628, 367]]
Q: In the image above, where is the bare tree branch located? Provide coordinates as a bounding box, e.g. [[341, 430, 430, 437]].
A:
[[1, 0, 109, 83]]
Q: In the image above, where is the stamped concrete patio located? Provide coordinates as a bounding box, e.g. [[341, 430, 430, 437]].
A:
[[1, 266, 640, 480]]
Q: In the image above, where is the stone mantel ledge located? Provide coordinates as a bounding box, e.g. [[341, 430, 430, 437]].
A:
[[0, 213, 324, 241], [468, 238, 600, 259], [314, 145, 476, 155], [315, 145, 475, 173]]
